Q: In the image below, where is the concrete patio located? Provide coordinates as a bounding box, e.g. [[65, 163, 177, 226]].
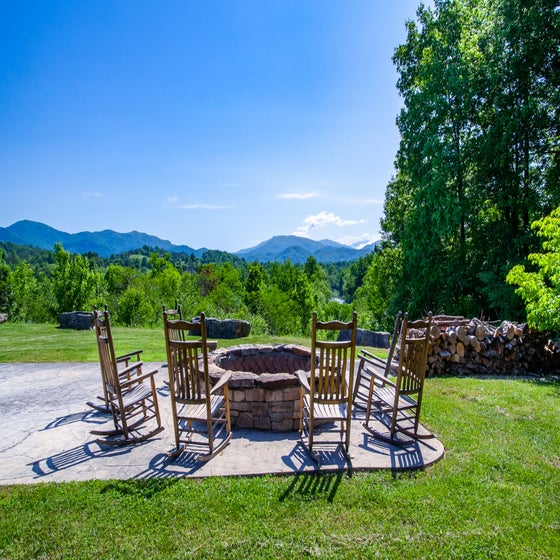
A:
[[0, 362, 444, 485]]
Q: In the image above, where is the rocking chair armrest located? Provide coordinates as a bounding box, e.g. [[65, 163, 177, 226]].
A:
[[120, 370, 158, 388], [210, 371, 232, 394], [360, 349, 388, 369], [367, 365, 397, 389], [359, 351, 396, 378], [296, 370, 311, 393], [118, 360, 144, 378], [116, 349, 143, 363], [118, 364, 159, 387]]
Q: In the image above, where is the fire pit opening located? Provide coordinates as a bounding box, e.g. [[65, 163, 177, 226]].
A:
[[207, 344, 312, 431]]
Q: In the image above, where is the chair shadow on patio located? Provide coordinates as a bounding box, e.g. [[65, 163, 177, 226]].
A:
[[40, 409, 110, 431], [359, 433, 426, 471], [133, 451, 207, 480], [29, 441, 133, 479], [282, 440, 351, 473]]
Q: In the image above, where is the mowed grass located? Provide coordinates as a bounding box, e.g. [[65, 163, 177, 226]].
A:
[[0, 322, 311, 363], [0, 323, 559, 559]]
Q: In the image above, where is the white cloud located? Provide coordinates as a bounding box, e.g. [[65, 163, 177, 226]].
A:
[[177, 203, 230, 210], [83, 191, 104, 198], [293, 210, 367, 236], [165, 196, 230, 209], [337, 233, 379, 249], [277, 192, 318, 200]]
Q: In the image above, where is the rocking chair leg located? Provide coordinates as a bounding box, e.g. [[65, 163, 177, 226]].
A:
[[167, 444, 186, 460], [91, 426, 123, 437], [86, 398, 111, 414], [196, 432, 233, 462], [96, 425, 164, 447], [363, 422, 414, 447]]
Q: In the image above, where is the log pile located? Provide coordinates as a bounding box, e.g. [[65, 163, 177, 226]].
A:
[[425, 315, 553, 376]]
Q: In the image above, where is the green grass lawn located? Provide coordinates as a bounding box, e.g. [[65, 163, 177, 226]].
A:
[[0, 323, 559, 559], [0, 322, 314, 363]]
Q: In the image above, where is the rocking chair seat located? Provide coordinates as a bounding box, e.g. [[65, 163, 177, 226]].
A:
[[372, 385, 420, 413], [176, 394, 227, 421], [303, 396, 346, 422], [119, 382, 153, 409]]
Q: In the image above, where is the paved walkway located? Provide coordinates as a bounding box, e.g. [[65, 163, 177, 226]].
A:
[[0, 363, 444, 485]]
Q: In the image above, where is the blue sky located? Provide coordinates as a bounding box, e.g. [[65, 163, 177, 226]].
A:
[[1, 1, 422, 253]]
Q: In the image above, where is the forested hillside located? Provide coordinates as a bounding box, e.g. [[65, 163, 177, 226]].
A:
[[0, 242, 368, 334]]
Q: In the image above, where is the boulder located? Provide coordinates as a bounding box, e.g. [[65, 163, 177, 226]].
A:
[[0, 313, 8, 324], [190, 317, 251, 339], [59, 311, 94, 330], [338, 328, 390, 348]]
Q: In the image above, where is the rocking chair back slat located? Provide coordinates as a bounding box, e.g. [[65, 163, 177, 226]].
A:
[[168, 337, 206, 401], [314, 342, 350, 402]]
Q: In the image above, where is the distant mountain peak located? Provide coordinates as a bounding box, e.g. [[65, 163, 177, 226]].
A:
[[0, 220, 379, 263], [234, 235, 378, 264], [0, 220, 201, 258]]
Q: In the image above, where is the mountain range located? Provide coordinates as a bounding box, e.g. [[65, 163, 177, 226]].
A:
[[236, 235, 378, 263], [0, 220, 379, 264]]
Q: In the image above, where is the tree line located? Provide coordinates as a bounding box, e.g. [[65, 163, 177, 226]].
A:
[[0, 241, 378, 334]]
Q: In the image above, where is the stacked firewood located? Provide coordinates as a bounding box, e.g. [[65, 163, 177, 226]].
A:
[[425, 315, 539, 376]]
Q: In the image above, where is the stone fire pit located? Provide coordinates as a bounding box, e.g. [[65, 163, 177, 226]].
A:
[[207, 344, 312, 431]]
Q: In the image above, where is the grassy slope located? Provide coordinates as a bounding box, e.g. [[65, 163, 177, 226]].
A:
[[0, 324, 559, 559]]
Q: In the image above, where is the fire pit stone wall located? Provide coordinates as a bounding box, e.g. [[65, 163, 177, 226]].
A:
[[207, 344, 312, 431]]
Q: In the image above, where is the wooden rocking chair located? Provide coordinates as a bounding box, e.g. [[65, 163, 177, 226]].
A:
[[353, 311, 403, 410], [90, 307, 164, 445], [296, 311, 358, 464], [363, 312, 434, 444], [163, 310, 232, 461], [87, 306, 145, 413]]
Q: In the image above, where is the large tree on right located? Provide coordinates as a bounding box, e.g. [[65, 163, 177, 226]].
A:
[[382, 0, 559, 320]]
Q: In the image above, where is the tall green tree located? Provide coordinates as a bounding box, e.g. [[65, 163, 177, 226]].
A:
[[386, 0, 482, 316], [243, 262, 266, 314], [10, 261, 39, 322], [51, 243, 106, 316], [303, 256, 331, 314], [353, 246, 402, 330], [203, 262, 245, 315], [382, 0, 559, 320]]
